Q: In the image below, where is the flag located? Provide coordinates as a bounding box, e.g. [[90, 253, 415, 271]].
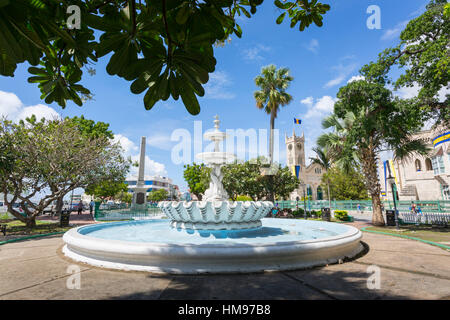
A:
[[294, 118, 301, 125], [291, 165, 301, 179]]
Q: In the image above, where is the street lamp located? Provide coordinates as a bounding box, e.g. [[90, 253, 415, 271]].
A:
[[386, 171, 399, 229]]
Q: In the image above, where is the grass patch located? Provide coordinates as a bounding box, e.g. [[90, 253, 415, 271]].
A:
[[0, 219, 72, 236], [365, 225, 450, 243]]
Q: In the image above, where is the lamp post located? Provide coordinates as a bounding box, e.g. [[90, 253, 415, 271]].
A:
[[299, 182, 307, 220], [386, 172, 399, 230]]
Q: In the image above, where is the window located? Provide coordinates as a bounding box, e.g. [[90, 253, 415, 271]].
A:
[[415, 159, 422, 171], [432, 156, 445, 175], [443, 185, 450, 200], [425, 158, 433, 171], [315, 168, 322, 174]]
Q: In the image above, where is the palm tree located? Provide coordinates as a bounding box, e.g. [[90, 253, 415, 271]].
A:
[[317, 84, 428, 226], [254, 65, 293, 164], [309, 147, 332, 210]]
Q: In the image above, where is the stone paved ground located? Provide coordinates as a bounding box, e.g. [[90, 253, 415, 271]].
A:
[[1, 227, 449, 300]]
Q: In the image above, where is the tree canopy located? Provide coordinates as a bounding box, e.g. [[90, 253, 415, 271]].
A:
[[321, 167, 369, 201], [0, 116, 130, 227], [147, 188, 169, 202], [0, 0, 330, 114], [318, 80, 428, 225], [360, 0, 449, 125]]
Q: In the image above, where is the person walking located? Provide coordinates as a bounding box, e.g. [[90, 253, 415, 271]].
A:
[[356, 203, 361, 214], [77, 201, 83, 215], [89, 200, 94, 216]]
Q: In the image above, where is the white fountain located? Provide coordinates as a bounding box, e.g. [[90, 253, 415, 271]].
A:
[[158, 116, 273, 230], [62, 116, 363, 274]]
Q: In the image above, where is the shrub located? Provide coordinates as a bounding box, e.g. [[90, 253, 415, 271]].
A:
[[292, 208, 305, 216], [235, 195, 253, 201], [334, 210, 349, 221]]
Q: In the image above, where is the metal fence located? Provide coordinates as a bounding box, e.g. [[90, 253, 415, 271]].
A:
[[94, 203, 163, 221], [398, 212, 450, 226], [275, 200, 450, 213]]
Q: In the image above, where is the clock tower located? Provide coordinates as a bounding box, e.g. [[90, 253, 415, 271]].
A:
[[285, 129, 305, 170]]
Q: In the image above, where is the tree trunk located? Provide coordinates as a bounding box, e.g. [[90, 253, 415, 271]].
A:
[[269, 112, 275, 164], [360, 147, 385, 226], [26, 218, 36, 229], [371, 193, 385, 226], [327, 181, 332, 210], [56, 196, 64, 216]]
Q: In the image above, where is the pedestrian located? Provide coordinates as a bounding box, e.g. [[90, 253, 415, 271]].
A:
[[410, 202, 417, 214], [356, 203, 361, 214], [416, 205, 423, 225], [89, 200, 94, 215], [77, 201, 83, 215]]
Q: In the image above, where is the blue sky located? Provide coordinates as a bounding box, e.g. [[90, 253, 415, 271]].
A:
[[0, 0, 432, 192]]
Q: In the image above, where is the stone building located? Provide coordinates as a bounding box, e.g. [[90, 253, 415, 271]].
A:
[[378, 126, 450, 201], [285, 130, 325, 200]]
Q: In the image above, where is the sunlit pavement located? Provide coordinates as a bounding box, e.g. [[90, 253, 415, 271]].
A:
[[1, 222, 449, 300]]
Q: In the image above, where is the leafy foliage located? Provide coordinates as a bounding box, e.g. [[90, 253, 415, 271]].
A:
[[321, 167, 369, 200], [0, 0, 330, 114], [318, 80, 429, 225], [0, 116, 130, 227], [254, 64, 293, 162], [85, 180, 128, 200], [222, 157, 299, 201], [360, 0, 449, 125], [183, 162, 210, 200], [147, 188, 169, 202]]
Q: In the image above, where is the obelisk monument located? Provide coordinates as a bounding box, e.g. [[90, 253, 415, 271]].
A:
[[131, 137, 147, 211]]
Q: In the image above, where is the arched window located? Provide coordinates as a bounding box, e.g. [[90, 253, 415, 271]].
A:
[[317, 186, 323, 200], [415, 159, 422, 172], [425, 158, 433, 171]]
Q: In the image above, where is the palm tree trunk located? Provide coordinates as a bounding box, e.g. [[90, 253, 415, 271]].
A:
[[327, 180, 331, 209], [269, 111, 275, 164], [360, 147, 385, 226]]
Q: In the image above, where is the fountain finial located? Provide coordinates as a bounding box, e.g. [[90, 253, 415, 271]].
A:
[[214, 115, 220, 131]]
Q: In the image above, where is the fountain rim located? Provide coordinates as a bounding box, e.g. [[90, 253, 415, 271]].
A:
[[63, 218, 362, 249]]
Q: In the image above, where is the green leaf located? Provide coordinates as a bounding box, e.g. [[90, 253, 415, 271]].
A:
[[180, 83, 200, 115], [176, 6, 190, 25], [143, 83, 159, 110], [276, 12, 286, 25]]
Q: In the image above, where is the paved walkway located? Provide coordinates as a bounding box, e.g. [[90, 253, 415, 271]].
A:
[[1, 228, 449, 300], [37, 211, 97, 226]]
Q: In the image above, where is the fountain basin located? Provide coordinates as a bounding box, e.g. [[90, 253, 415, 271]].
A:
[[158, 201, 273, 230], [62, 218, 364, 274]]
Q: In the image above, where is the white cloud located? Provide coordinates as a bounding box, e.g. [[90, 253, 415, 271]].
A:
[[300, 96, 314, 106], [16, 104, 60, 122], [305, 39, 319, 53], [324, 60, 358, 88], [129, 155, 167, 178], [147, 133, 173, 151], [381, 20, 409, 41], [242, 44, 271, 61], [113, 134, 139, 154], [302, 96, 337, 119], [204, 70, 236, 100], [393, 83, 449, 102], [325, 75, 346, 88], [347, 75, 365, 83], [0, 91, 22, 118], [0, 90, 60, 122], [114, 134, 167, 178]]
